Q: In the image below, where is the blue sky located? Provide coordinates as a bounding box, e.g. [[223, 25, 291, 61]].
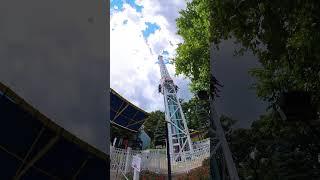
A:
[[111, 0, 143, 12], [110, 0, 191, 112], [112, 0, 160, 39], [142, 22, 160, 38], [111, 0, 124, 11]]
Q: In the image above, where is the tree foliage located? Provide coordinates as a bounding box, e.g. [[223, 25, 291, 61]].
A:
[[176, 0, 320, 105], [181, 97, 210, 131], [212, 0, 320, 104], [175, 0, 320, 178], [229, 112, 320, 179], [143, 110, 166, 147], [175, 0, 213, 92]]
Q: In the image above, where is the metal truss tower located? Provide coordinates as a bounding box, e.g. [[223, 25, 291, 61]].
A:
[[157, 55, 193, 163]]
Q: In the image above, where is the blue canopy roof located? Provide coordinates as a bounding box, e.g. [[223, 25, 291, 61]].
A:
[[110, 89, 149, 133], [0, 82, 108, 179]]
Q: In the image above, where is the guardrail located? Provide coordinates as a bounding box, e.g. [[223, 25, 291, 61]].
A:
[[110, 139, 210, 176]]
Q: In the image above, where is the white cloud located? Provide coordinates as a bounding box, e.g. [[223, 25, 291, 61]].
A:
[[111, 0, 191, 112]]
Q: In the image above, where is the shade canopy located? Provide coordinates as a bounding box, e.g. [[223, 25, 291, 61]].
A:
[[110, 89, 149, 133], [0, 82, 108, 180]]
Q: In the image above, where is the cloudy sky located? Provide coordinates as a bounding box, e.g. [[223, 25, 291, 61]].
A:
[[110, 0, 193, 112]]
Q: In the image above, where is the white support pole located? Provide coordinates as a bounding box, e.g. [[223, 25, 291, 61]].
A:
[[124, 147, 131, 174], [133, 169, 139, 180], [113, 137, 117, 147], [132, 154, 141, 180]]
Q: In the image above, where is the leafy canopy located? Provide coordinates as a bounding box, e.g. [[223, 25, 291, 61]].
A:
[[175, 0, 213, 92], [175, 0, 320, 179], [143, 110, 166, 147], [176, 0, 320, 104], [181, 97, 210, 131]]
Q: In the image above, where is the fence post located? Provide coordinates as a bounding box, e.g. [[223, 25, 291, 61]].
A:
[[110, 145, 114, 159], [133, 168, 139, 180], [110, 145, 116, 170], [124, 147, 131, 174], [157, 149, 161, 173], [141, 151, 146, 171]]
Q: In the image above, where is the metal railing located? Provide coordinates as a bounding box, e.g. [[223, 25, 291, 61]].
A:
[[110, 139, 210, 176]]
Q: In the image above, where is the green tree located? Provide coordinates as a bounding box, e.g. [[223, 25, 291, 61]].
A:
[[175, 0, 213, 92], [176, 0, 320, 105], [229, 112, 320, 179], [208, 0, 320, 104], [181, 97, 210, 131], [143, 110, 166, 147], [176, 0, 320, 179]]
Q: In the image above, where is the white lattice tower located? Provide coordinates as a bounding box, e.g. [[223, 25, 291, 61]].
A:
[[157, 55, 193, 164]]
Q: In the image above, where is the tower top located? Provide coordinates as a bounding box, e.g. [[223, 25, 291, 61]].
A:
[[158, 55, 172, 83], [158, 55, 163, 62]]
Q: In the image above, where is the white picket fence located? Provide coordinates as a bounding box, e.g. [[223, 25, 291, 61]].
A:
[[110, 138, 210, 176], [192, 138, 210, 150]]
